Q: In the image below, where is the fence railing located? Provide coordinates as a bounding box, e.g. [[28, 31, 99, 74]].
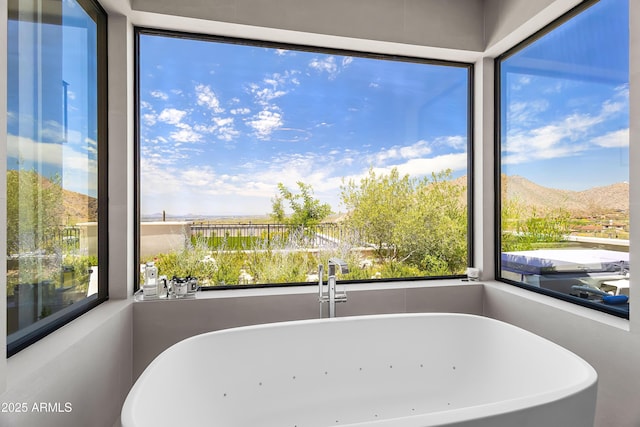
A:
[[190, 222, 364, 249], [12, 226, 82, 254]]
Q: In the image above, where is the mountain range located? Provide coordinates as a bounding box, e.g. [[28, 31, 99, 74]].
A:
[[7, 170, 98, 224], [501, 174, 629, 216], [9, 170, 629, 222]]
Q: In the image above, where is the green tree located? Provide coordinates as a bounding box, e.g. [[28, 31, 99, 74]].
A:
[[7, 169, 63, 255], [501, 198, 571, 252], [341, 167, 467, 275], [340, 168, 412, 260], [270, 182, 332, 226], [396, 170, 467, 274]]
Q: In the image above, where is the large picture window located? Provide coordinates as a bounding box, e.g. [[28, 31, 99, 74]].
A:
[[7, 0, 108, 355], [137, 30, 472, 288], [497, 0, 629, 317]]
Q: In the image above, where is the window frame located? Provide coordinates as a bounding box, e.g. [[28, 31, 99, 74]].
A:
[[7, 0, 110, 356], [494, 0, 629, 319], [134, 27, 475, 292]]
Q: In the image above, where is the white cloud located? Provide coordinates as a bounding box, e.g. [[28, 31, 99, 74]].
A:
[[195, 84, 224, 113], [271, 127, 312, 143], [591, 128, 629, 148], [218, 126, 240, 142], [8, 135, 57, 166], [309, 56, 339, 79], [437, 136, 467, 150], [141, 139, 468, 216], [614, 83, 629, 99], [7, 134, 98, 194], [244, 71, 300, 129], [373, 153, 468, 178], [214, 117, 234, 127], [504, 90, 628, 165], [140, 101, 153, 110], [230, 108, 251, 115], [249, 83, 287, 107], [158, 108, 187, 125], [308, 55, 353, 78], [369, 140, 433, 165], [503, 120, 590, 165], [170, 127, 202, 143], [85, 138, 98, 156], [508, 100, 549, 126], [247, 110, 283, 139], [150, 90, 169, 100], [180, 166, 218, 188], [139, 158, 182, 196], [601, 100, 625, 115], [510, 75, 532, 91], [193, 124, 217, 134], [142, 113, 157, 127]]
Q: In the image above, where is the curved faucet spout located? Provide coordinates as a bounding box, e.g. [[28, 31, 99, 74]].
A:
[[328, 258, 349, 275]]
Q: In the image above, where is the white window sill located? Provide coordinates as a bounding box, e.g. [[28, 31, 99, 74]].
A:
[[134, 278, 478, 300]]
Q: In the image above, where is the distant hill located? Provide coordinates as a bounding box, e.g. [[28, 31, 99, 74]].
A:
[[337, 174, 628, 220], [502, 175, 628, 216], [7, 170, 97, 224], [9, 170, 627, 223], [63, 187, 97, 223]]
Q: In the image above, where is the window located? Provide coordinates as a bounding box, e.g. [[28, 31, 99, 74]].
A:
[[136, 29, 472, 289], [7, 0, 108, 355], [496, 0, 629, 317]]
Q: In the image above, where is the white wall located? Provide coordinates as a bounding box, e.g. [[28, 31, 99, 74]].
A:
[[0, 301, 132, 427], [0, 8, 136, 427], [483, 283, 638, 426], [483, 0, 581, 52], [108, 14, 136, 300], [139, 222, 190, 259]]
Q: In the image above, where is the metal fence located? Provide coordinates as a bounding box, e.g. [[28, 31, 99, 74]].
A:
[[20, 226, 82, 253], [190, 222, 364, 249]]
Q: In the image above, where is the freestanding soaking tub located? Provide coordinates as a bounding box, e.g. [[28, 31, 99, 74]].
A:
[[122, 313, 597, 427]]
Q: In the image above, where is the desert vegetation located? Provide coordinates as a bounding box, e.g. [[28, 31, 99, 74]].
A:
[[6, 170, 97, 298], [143, 171, 629, 287], [142, 167, 469, 286]]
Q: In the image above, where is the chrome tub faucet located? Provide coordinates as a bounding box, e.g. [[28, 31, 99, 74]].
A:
[[318, 258, 348, 318]]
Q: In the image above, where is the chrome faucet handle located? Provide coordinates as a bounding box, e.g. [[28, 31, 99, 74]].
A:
[[335, 289, 347, 302]]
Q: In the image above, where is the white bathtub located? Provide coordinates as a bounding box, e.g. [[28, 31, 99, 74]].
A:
[[122, 313, 597, 427]]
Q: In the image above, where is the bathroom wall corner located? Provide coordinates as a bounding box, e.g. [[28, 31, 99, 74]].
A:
[[108, 14, 136, 299]]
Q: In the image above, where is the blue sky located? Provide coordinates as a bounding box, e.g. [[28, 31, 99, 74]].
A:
[[5, 0, 629, 218], [501, 0, 629, 191], [7, 0, 98, 197], [138, 0, 628, 219], [139, 37, 469, 217]]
